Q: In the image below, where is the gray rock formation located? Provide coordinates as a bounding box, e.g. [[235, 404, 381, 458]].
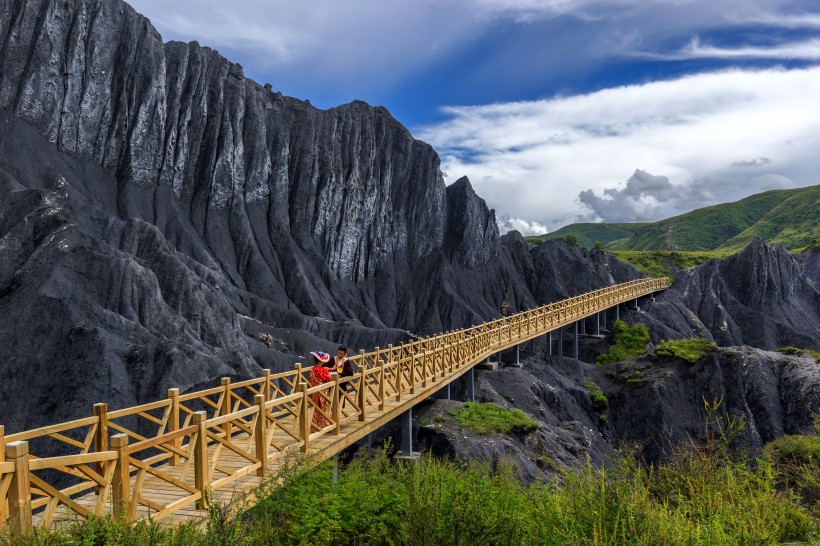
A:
[[595, 346, 820, 462], [407, 345, 819, 481], [626, 240, 820, 350]]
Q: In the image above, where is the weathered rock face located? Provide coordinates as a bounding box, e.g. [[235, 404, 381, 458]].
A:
[[406, 345, 820, 482], [594, 346, 820, 462], [626, 240, 820, 350]]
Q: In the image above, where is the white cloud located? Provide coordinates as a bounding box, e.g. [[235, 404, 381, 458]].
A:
[[422, 67, 820, 229], [498, 216, 549, 236], [638, 36, 820, 61]]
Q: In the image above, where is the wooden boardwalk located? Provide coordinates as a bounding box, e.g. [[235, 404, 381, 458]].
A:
[[1, 278, 669, 535]]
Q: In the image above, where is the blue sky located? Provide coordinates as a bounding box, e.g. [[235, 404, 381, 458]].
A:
[[130, 0, 820, 234]]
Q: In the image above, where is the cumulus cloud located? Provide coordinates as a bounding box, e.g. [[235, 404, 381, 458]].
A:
[[421, 67, 820, 229], [497, 216, 549, 236], [578, 169, 796, 222]]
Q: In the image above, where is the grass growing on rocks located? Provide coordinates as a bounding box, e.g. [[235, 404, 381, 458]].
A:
[[777, 346, 820, 363], [450, 401, 539, 435], [582, 380, 608, 411], [6, 440, 818, 546], [596, 320, 650, 365], [655, 337, 718, 363]]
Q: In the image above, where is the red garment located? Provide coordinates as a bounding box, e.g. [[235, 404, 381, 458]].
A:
[[309, 366, 332, 431]]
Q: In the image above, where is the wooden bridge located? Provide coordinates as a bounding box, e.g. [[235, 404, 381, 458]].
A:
[[0, 277, 669, 535]]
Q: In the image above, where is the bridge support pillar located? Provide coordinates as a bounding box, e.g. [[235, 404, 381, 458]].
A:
[[394, 409, 421, 464], [596, 312, 601, 335], [633, 297, 640, 311], [466, 368, 475, 402], [547, 332, 552, 356], [436, 383, 451, 400], [581, 319, 586, 335], [332, 456, 339, 483], [509, 345, 523, 368], [573, 321, 579, 359], [558, 328, 564, 357], [615, 304, 620, 322]]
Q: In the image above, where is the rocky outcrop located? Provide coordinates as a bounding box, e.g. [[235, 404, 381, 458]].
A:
[[595, 346, 820, 462], [404, 345, 820, 482], [625, 240, 820, 350]]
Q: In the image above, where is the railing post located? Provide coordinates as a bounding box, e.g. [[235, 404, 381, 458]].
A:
[[395, 361, 403, 402], [254, 395, 267, 476], [168, 388, 180, 466], [378, 360, 386, 411], [6, 441, 31, 537], [358, 370, 367, 423], [331, 373, 341, 436], [440, 347, 446, 379], [422, 351, 429, 388], [409, 355, 416, 395], [262, 369, 271, 402], [298, 383, 310, 450], [111, 434, 130, 522], [93, 403, 108, 494], [221, 377, 232, 439], [294, 363, 302, 392], [192, 411, 209, 509], [0, 425, 6, 533]]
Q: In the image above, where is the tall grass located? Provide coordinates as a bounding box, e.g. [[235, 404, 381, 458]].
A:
[[6, 439, 817, 545]]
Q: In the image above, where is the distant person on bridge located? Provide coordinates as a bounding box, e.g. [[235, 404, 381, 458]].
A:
[[333, 346, 357, 407], [309, 351, 332, 431]]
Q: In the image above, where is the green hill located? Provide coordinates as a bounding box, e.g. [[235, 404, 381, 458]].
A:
[[525, 222, 648, 248], [529, 185, 820, 252]]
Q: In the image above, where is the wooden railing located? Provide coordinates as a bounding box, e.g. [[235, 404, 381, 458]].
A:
[[0, 277, 668, 534]]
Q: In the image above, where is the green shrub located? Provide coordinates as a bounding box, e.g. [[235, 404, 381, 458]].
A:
[[776, 346, 820, 362], [450, 402, 538, 435], [764, 435, 820, 512], [655, 337, 717, 363], [582, 380, 609, 411], [596, 320, 650, 365]]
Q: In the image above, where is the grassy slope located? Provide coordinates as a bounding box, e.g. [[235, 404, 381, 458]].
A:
[[525, 222, 648, 248], [719, 186, 820, 250], [612, 188, 800, 251], [527, 185, 819, 253]]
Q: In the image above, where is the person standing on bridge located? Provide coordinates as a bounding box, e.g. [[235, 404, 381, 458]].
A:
[[333, 346, 357, 407], [309, 351, 333, 431]]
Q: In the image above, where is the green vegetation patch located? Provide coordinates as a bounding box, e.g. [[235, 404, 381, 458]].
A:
[[764, 435, 820, 512], [12, 446, 818, 545], [596, 320, 650, 365], [528, 185, 820, 254], [655, 338, 717, 363], [777, 346, 820, 363], [582, 380, 609, 411], [450, 402, 538, 435], [609, 250, 732, 278], [525, 222, 648, 249]]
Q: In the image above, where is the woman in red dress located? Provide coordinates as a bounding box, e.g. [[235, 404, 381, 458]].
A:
[[309, 351, 333, 431]]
